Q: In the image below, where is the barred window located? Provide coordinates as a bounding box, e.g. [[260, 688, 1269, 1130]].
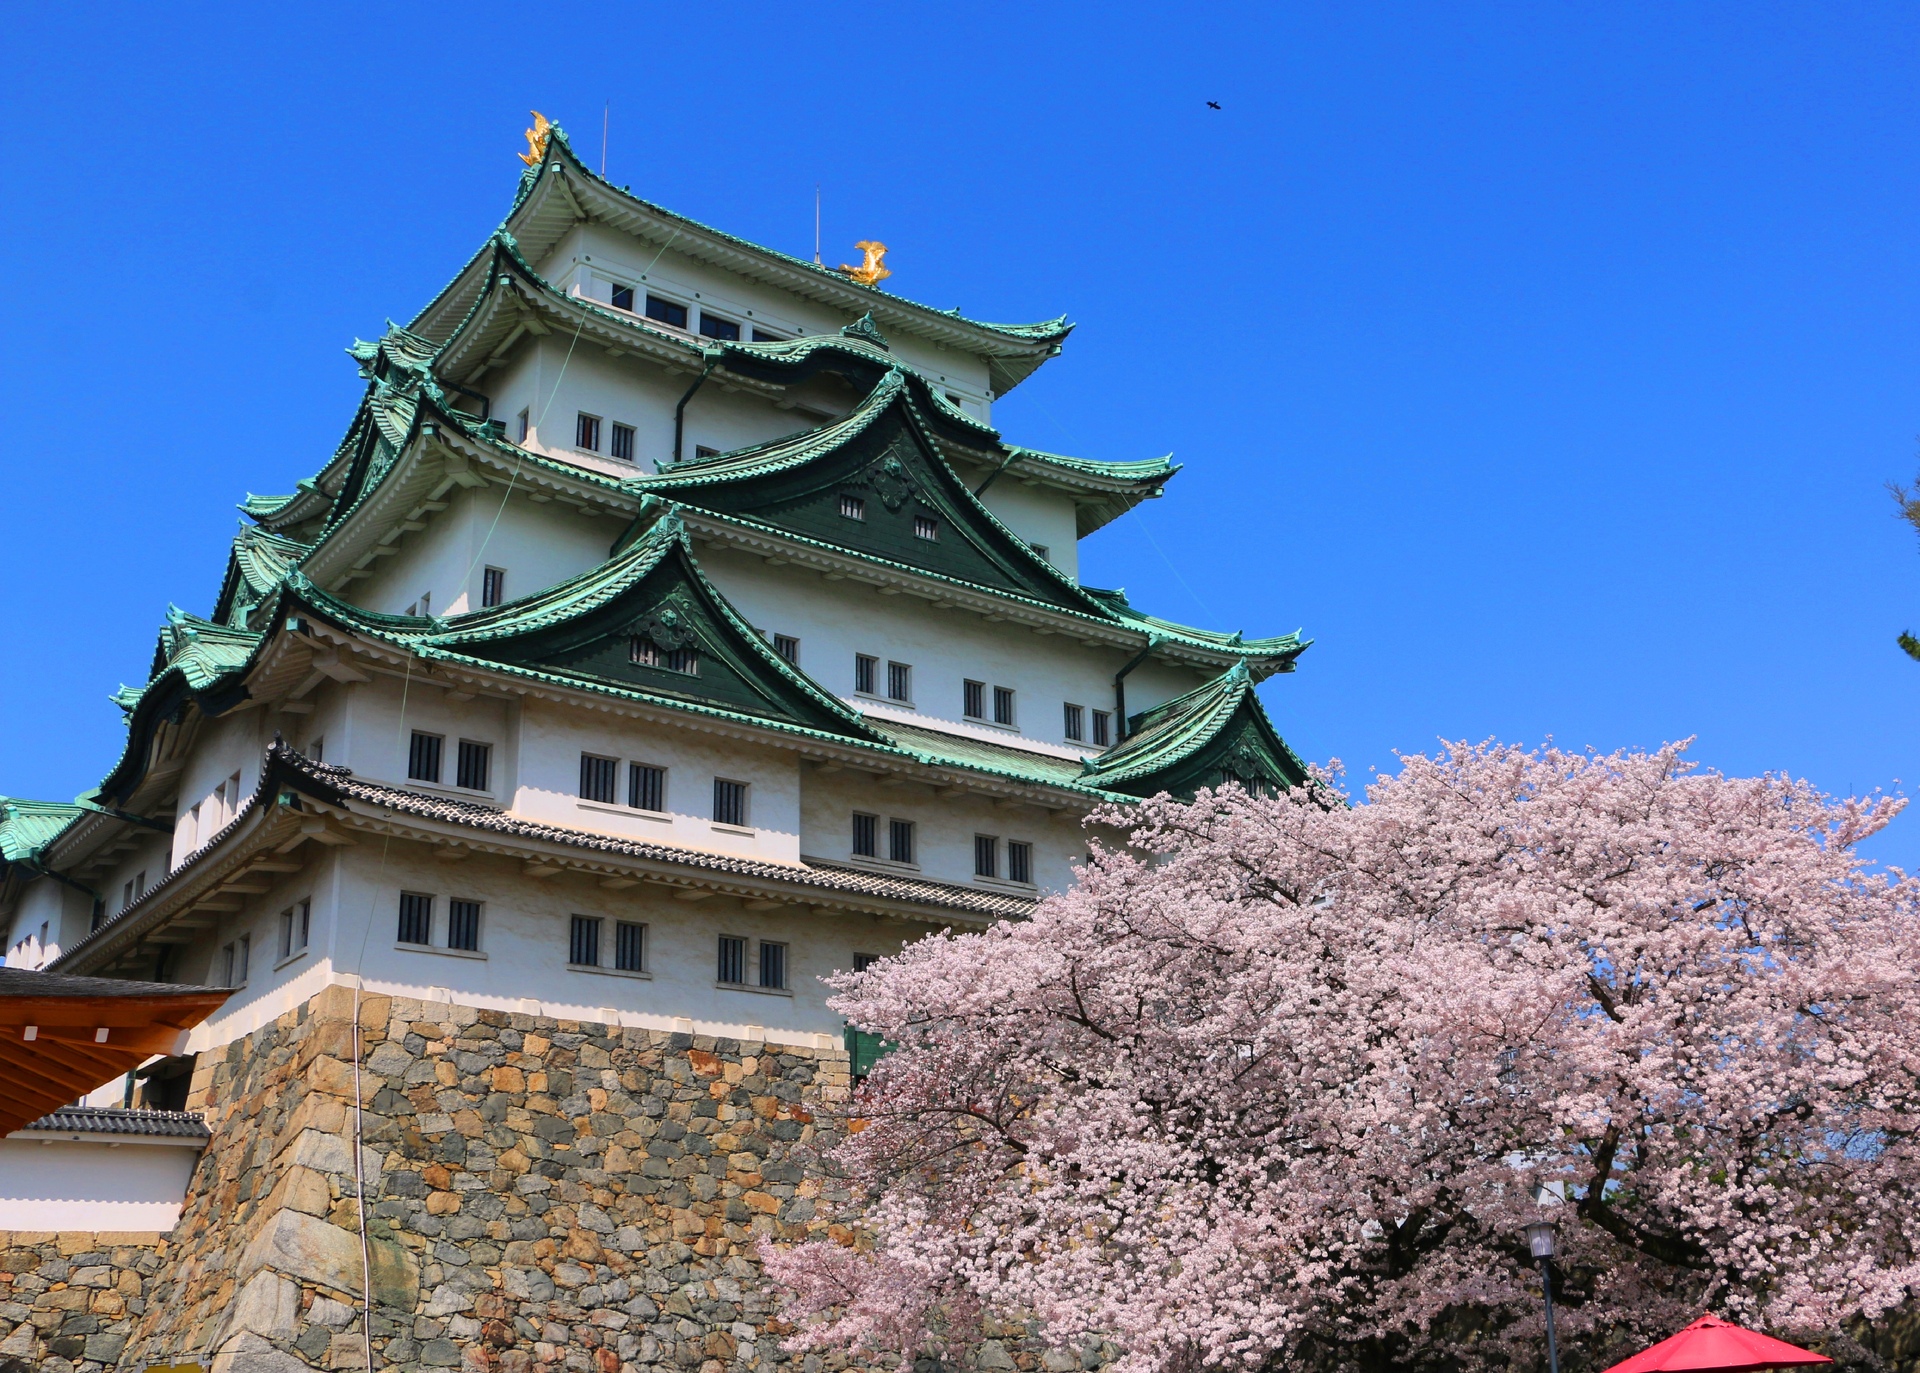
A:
[[714, 778, 749, 828], [840, 493, 866, 521], [914, 515, 939, 541], [397, 892, 433, 946], [448, 900, 481, 952], [580, 753, 618, 804], [482, 567, 506, 608], [852, 812, 878, 858], [615, 921, 646, 972], [887, 661, 912, 703], [759, 941, 788, 990], [1063, 703, 1085, 741], [852, 953, 880, 972], [456, 740, 491, 792], [569, 915, 602, 968], [993, 686, 1016, 727], [963, 679, 985, 719], [773, 634, 800, 666], [630, 636, 698, 674], [974, 835, 998, 878], [889, 818, 915, 865], [610, 422, 635, 462], [576, 413, 601, 452], [280, 899, 311, 958], [1092, 710, 1113, 747], [854, 654, 878, 694], [1008, 841, 1033, 885], [408, 731, 443, 783], [718, 935, 747, 985], [629, 763, 665, 813]]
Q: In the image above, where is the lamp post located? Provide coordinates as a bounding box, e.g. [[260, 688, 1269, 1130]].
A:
[[1526, 1221, 1561, 1373]]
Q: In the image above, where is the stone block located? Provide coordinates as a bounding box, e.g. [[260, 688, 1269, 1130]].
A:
[[237, 1210, 418, 1312], [232, 1270, 299, 1340]]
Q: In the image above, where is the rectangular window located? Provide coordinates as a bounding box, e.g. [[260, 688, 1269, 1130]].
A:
[[517, 408, 530, 443], [1092, 710, 1113, 747], [448, 899, 481, 952], [963, 679, 986, 719], [717, 934, 747, 985], [695, 445, 720, 459], [456, 740, 491, 792], [610, 282, 635, 312], [759, 941, 788, 990], [852, 953, 880, 972], [839, 493, 866, 521], [280, 899, 310, 958], [630, 636, 698, 674], [699, 312, 742, 341], [773, 634, 800, 666], [309, 736, 324, 762], [646, 294, 689, 329], [914, 515, 939, 541], [628, 763, 665, 813], [579, 753, 618, 804], [122, 878, 135, 911], [887, 661, 912, 702], [852, 812, 878, 858], [569, 915, 602, 968], [888, 818, 915, 865], [1063, 703, 1085, 742], [1008, 841, 1033, 885], [222, 941, 235, 984], [1033, 544, 1050, 563], [993, 686, 1016, 727], [713, 778, 749, 828], [398, 892, 433, 945], [408, 731, 443, 783], [854, 654, 877, 695], [974, 834, 998, 878], [751, 327, 782, 343], [610, 422, 635, 462], [238, 933, 250, 981], [615, 921, 646, 972], [576, 413, 601, 452], [482, 566, 506, 608]]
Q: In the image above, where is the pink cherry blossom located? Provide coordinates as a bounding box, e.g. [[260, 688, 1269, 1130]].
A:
[[763, 741, 1920, 1373]]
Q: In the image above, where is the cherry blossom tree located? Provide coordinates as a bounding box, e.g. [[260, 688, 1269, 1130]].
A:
[[764, 742, 1920, 1373]]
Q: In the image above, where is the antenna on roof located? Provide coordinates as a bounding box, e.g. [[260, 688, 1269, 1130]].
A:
[[601, 101, 609, 176], [814, 185, 822, 265]]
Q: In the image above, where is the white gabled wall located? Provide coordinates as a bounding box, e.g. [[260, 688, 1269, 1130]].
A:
[[0, 1134, 204, 1231]]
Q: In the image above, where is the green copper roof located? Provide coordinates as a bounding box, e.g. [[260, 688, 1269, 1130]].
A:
[[1082, 660, 1310, 799], [239, 492, 298, 520], [871, 719, 1100, 792], [149, 607, 264, 689], [215, 526, 314, 629], [1001, 446, 1179, 485], [1081, 586, 1308, 667], [0, 798, 84, 867]]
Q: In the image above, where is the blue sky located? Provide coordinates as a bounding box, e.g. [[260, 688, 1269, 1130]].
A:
[[4, 4, 1918, 863]]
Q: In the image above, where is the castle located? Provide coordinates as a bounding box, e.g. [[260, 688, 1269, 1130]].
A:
[[0, 118, 1309, 1373]]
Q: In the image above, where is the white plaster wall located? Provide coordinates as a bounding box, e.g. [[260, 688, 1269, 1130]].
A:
[[169, 710, 271, 870], [0, 1135, 202, 1230], [511, 697, 802, 865], [4, 878, 91, 968], [974, 479, 1082, 583], [325, 677, 515, 805]]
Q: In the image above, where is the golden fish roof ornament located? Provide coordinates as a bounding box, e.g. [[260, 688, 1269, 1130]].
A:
[[520, 112, 553, 168], [838, 241, 891, 288]]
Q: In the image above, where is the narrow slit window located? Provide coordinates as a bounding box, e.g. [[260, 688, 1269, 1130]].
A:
[[773, 634, 800, 666], [1008, 841, 1033, 885], [482, 567, 506, 608], [397, 892, 433, 946], [1092, 710, 1113, 747], [517, 408, 530, 443], [914, 515, 939, 541], [699, 313, 742, 341], [280, 899, 311, 958], [579, 753, 619, 804], [610, 422, 635, 462], [713, 778, 749, 828], [718, 935, 747, 984], [629, 763, 665, 813], [615, 921, 646, 972], [456, 740, 491, 792], [854, 654, 877, 695], [447, 899, 481, 952], [408, 731, 443, 783], [974, 834, 998, 878], [1063, 703, 1085, 742], [963, 679, 985, 719], [852, 812, 878, 858], [888, 818, 915, 865], [576, 413, 601, 452], [993, 686, 1016, 727], [646, 294, 689, 329], [759, 941, 788, 990], [569, 915, 602, 968], [886, 661, 912, 703], [611, 283, 635, 311], [839, 493, 866, 521]]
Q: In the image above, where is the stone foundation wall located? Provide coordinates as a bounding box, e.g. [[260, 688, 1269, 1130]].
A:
[[0, 1230, 164, 1372], [118, 984, 852, 1372]]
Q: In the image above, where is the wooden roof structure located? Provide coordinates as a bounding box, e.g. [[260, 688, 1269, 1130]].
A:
[[0, 968, 228, 1135]]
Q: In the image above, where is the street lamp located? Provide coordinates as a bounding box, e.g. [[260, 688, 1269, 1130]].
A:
[[1525, 1221, 1561, 1373]]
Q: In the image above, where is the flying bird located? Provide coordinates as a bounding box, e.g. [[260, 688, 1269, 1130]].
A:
[[1207, 101, 1221, 109]]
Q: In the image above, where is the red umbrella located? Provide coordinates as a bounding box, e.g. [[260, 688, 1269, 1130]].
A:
[[1601, 1315, 1833, 1373]]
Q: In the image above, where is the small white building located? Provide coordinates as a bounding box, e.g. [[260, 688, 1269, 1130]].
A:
[[0, 1109, 208, 1232]]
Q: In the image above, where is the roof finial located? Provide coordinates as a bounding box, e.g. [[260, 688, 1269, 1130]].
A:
[[520, 112, 553, 168], [838, 241, 891, 287]]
